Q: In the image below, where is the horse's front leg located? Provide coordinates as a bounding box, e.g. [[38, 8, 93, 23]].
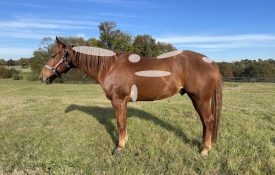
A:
[[111, 98, 128, 154]]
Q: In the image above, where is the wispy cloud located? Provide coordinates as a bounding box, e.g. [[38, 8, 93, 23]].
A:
[[0, 18, 98, 30], [98, 12, 142, 18], [0, 1, 45, 8], [0, 17, 98, 39], [70, 0, 144, 5], [157, 34, 275, 49], [157, 34, 275, 43], [0, 47, 35, 58], [0, 30, 58, 39]]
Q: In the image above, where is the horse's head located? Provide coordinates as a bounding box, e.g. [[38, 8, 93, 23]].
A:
[[39, 37, 74, 84]]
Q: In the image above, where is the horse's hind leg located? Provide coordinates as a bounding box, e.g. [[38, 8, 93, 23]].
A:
[[189, 94, 213, 156], [111, 98, 128, 154]]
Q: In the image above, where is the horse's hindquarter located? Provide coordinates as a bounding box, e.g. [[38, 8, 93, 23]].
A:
[[181, 51, 220, 98]]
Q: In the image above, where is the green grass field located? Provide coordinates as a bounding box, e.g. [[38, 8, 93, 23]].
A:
[[0, 79, 274, 174]]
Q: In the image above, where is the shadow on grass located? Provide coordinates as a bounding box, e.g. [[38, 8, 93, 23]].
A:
[[271, 137, 275, 146], [65, 104, 200, 148]]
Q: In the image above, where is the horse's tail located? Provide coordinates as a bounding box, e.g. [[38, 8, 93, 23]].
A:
[[211, 72, 223, 143]]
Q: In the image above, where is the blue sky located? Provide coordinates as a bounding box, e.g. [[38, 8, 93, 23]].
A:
[[0, 0, 275, 61]]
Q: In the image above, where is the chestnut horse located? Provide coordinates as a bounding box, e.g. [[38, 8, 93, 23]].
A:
[[40, 37, 222, 156]]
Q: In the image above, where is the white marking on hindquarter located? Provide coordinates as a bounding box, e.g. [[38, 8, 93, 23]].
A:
[[72, 46, 116, 56], [128, 54, 140, 63], [202, 57, 213, 63], [157, 50, 183, 59], [131, 84, 138, 102], [135, 70, 171, 77]]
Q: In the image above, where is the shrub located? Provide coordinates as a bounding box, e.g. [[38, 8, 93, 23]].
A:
[[13, 74, 23, 80], [26, 73, 39, 81], [0, 67, 19, 78]]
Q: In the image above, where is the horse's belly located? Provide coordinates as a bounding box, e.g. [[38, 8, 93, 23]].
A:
[[134, 78, 181, 101]]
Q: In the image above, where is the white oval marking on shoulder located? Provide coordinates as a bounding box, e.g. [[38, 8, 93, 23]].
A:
[[72, 46, 116, 56], [202, 57, 213, 63], [157, 50, 183, 59], [131, 84, 138, 102], [135, 70, 171, 77], [128, 54, 140, 63]]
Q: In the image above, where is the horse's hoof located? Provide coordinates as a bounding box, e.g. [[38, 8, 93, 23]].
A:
[[112, 147, 122, 155], [200, 149, 209, 157]]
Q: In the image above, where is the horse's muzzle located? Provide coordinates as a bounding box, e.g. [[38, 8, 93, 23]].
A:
[[39, 75, 52, 84]]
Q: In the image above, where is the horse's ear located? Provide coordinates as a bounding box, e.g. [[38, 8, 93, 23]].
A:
[[56, 36, 65, 48]]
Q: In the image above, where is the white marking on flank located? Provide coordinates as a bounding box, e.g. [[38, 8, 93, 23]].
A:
[[157, 50, 183, 59], [128, 54, 140, 63], [202, 57, 213, 63], [131, 84, 138, 102], [135, 70, 171, 77], [72, 46, 116, 56]]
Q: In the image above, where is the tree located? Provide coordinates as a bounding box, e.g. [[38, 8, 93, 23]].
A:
[[0, 59, 6, 65], [133, 35, 158, 57], [30, 48, 50, 74], [241, 61, 273, 78], [217, 62, 233, 77], [133, 35, 176, 57], [98, 21, 134, 52], [6, 59, 15, 67], [87, 38, 101, 47], [156, 41, 176, 55]]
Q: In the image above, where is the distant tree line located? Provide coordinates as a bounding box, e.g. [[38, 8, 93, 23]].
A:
[[217, 59, 275, 81], [0, 58, 30, 68]]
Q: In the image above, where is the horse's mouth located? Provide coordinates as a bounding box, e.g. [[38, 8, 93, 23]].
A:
[[39, 76, 53, 84]]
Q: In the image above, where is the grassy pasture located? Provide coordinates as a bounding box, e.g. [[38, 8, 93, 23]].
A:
[[0, 79, 274, 174]]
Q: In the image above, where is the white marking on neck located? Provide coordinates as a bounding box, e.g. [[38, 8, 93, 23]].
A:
[[202, 57, 213, 63], [157, 50, 183, 59], [128, 54, 140, 63], [135, 70, 171, 77], [131, 84, 138, 102], [72, 46, 116, 56]]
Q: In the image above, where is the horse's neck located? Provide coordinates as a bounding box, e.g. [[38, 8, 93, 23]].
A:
[[78, 63, 100, 81], [71, 54, 114, 82]]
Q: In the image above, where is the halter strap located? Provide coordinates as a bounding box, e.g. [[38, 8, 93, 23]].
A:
[[44, 49, 72, 78]]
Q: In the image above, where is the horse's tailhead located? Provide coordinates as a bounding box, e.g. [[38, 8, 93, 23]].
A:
[[39, 37, 74, 84]]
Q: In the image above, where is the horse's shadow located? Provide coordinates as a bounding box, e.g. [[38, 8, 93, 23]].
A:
[[65, 104, 200, 148]]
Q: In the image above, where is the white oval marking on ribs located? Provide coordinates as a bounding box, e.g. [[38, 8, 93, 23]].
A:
[[135, 70, 171, 77], [157, 50, 183, 59], [72, 46, 116, 56], [128, 54, 140, 63], [202, 56, 213, 63], [131, 84, 138, 102]]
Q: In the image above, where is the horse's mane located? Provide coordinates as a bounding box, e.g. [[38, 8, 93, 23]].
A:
[[73, 51, 115, 72]]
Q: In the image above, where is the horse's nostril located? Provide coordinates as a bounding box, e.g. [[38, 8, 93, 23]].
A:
[[45, 78, 51, 84]]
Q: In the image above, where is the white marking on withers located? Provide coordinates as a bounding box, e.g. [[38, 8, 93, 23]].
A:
[[72, 46, 116, 56], [131, 84, 138, 102], [157, 50, 183, 59], [135, 70, 171, 77], [202, 57, 213, 63], [128, 54, 140, 63]]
